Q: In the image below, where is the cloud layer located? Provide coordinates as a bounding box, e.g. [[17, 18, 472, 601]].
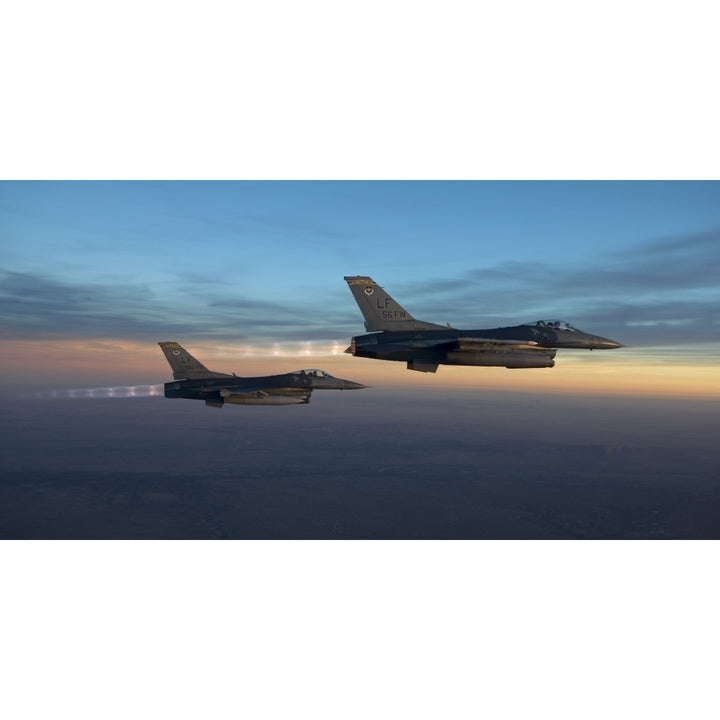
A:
[[1, 230, 718, 348], [399, 230, 720, 345]]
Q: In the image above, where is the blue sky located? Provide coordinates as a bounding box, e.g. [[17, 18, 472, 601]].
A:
[[2, 180, 719, 351]]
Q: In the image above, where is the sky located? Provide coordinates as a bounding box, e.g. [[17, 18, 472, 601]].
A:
[[3, 4, 720, 719], [1, 180, 719, 398]]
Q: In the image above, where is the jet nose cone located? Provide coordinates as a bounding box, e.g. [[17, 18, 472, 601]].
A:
[[340, 379, 368, 390], [309, 376, 368, 390], [593, 336, 625, 349]]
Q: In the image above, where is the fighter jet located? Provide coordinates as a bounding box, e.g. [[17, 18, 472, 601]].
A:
[[159, 342, 366, 408], [344, 276, 623, 373]]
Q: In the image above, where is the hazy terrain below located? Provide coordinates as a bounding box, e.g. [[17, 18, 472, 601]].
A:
[[1, 390, 718, 539]]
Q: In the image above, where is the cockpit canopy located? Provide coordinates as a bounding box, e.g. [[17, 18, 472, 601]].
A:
[[296, 368, 335, 378], [524, 320, 578, 332]]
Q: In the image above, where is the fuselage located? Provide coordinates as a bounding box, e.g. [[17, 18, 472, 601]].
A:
[[164, 369, 366, 403], [348, 322, 623, 370], [356, 324, 620, 348]]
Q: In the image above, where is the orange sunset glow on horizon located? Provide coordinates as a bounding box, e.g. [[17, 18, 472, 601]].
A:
[[4, 338, 718, 400]]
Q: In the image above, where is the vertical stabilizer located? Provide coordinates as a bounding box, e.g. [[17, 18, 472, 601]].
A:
[[344, 276, 445, 332], [158, 342, 232, 380]]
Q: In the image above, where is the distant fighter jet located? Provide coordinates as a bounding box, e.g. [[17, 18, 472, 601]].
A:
[[344, 276, 624, 373], [159, 342, 366, 408]]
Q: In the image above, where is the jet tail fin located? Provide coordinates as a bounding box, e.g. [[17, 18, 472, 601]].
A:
[[344, 276, 446, 332], [158, 342, 233, 380]]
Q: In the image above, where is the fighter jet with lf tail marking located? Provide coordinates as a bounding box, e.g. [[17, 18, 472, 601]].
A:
[[344, 276, 623, 373], [159, 342, 366, 408]]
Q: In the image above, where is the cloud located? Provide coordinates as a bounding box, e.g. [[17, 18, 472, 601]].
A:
[[0, 270, 354, 342], [0, 271, 164, 337], [2, 229, 718, 348]]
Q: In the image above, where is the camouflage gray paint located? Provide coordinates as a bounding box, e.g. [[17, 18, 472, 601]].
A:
[[159, 342, 366, 408], [344, 276, 623, 373]]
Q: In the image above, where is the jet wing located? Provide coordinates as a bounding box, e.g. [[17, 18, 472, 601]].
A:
[[348, 336, 542, 354], [219, 387, 312, 405], [218, 387, 310, 399], [456, 337, 541, 351], [346, 339, 451, 354], [406, 336, 541, 351], [404, 337, 458, 349]]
